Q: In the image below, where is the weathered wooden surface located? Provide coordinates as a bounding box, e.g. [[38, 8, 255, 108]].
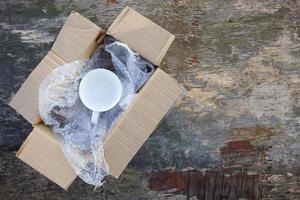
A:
[[0, 0, 300, 199]]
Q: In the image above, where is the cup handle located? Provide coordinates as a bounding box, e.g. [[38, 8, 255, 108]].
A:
[[91, 111, 99, 124]]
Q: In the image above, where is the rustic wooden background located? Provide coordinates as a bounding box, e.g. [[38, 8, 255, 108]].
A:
[[1, 0, 300, 199]]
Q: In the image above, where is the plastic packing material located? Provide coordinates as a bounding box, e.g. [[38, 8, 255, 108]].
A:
[[38, 36, 154, 187]]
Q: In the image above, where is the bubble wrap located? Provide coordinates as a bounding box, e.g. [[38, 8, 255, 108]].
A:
[[38, 37, 154, 187]]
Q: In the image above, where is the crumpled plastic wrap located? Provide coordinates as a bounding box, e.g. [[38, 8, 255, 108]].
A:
[[38, 37, 154, 187]]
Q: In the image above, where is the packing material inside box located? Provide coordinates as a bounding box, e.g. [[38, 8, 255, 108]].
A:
[[39, 36, 154, 187], [10, 7, 185, 190]]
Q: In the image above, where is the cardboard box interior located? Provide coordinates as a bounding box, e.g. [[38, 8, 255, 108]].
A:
[[9, 7, 185, 190]]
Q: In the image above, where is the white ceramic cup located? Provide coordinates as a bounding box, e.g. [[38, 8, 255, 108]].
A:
[[79, 69, 122, 124]]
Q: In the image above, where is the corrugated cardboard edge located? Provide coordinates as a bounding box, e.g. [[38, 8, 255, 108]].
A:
[[16, 124, 77, 190], [16, 131, 34, 158], [107, 6, 175, 66], [107, 6, 131, 36], [103, 68, 186, 178], [51, 11, 105, 63], [154, 34, 175, 66]]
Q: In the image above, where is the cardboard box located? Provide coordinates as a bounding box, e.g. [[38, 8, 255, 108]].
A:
[[9, 6, 185, 190]]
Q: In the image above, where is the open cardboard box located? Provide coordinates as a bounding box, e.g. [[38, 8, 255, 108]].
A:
[[9, 6, 185, 190]]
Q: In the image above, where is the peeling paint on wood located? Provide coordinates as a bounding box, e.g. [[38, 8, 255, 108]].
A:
[[149, 169, 262, 199]]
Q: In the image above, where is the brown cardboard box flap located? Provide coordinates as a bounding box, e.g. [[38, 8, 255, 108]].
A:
[[9, 51, 66, 124], [17, 124, 77, 190], [103, 68, 185, 177], [9, 12, 103, 124], [51, 12, 104, 63], [107, 6, 175, 66]]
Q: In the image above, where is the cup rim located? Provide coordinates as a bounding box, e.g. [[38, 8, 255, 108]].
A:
[[79, 68, 122, 112]]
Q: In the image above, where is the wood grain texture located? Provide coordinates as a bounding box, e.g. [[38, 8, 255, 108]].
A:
[[0, 0, 299, 199]]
